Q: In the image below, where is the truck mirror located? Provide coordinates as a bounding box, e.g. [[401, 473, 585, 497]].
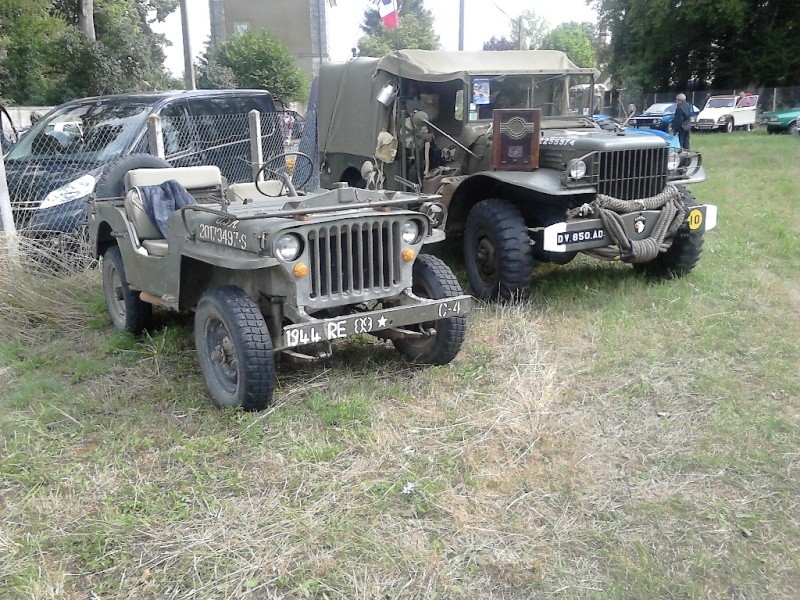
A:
[[376, 84, 397, 107]]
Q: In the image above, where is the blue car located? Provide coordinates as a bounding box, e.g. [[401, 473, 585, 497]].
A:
[[593, 113, 681, 150], [631, 102, 700, 134]]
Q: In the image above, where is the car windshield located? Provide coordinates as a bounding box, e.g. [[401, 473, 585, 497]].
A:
[[6, 100, 152, 163], [706, 97, 735, 109], [644, 103, 674, 114], [464, 74, 596, 121]]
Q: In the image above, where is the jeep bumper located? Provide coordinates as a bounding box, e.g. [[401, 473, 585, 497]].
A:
[[542, 204, 718, 253], [278, 294, 472, 350]]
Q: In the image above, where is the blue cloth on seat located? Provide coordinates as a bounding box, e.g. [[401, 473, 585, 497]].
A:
[[137, 180, 197, 238]]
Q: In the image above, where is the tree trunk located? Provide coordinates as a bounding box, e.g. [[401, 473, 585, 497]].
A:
[[78, 0, 96, 43]]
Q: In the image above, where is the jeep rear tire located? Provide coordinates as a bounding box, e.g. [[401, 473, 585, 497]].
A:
[[102, 245, 152, 333], [194, 286, 276, 411], [392, 254, 467, 365], [95, 153, 172, 199], [464, 199, 533, 301], [634, 186, 704, 279]]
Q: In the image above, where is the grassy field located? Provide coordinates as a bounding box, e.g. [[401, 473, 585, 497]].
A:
[[1, 131, 799, 599]]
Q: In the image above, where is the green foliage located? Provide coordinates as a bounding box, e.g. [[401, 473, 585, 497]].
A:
[[482, 36, 517, 51], [540, 22, 597, 68], [0, 0, 178, 105], [510, 9, 549, 50], [196, 29, 308, 103], [595, 0, 800, 90], [357, 0, 439, 57]]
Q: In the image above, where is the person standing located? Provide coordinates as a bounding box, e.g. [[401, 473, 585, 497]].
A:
[[673, 93, 691, 150]]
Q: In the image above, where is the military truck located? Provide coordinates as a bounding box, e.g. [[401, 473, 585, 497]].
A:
[[317, 50, 718, 300], [88, 152, 470, 410]]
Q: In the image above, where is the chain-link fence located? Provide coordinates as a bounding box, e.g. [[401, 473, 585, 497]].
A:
[[602, 86, 800, 120], [1, 107, 317, 275]]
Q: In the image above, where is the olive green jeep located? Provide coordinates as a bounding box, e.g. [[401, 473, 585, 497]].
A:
[[317, 50, 718, 301], [88, 152, 470, 410]]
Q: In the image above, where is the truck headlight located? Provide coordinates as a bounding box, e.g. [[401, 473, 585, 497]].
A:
[[401, 220, 420, 244], [568, 159, 587, 180], [275, 233, 303, 262], [40, 174, 97, 209], [667, 149, 680, 171]]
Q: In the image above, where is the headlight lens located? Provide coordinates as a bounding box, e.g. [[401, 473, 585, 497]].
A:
[[401, 220, 420, 244], [40, 173, 97, 209], [653, 117, 662, 125], [568, 159, 587, 180], [275, 233, 303, 262], [667, 149, 681, 171]]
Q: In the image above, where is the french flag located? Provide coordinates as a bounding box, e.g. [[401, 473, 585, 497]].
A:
[[375, 0, 399, 30]]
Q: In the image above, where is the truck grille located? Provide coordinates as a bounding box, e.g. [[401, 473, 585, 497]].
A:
[[598, 147, 668, 200], [308, 219, 402, 300]]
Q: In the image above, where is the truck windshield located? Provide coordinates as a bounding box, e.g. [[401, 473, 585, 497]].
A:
[[6, 100, 151, 163], [465, 74, 594, 121]]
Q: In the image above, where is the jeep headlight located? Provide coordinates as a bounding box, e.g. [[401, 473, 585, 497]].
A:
[[401, 220, 420, 244], [568, 159, 587, 180], [275, 233, 303, 262], [40, 174, 96, 209], [667, 149, 681, 172]]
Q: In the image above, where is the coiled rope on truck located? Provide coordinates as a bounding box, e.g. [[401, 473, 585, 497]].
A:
[[566, 183, 686, 263]]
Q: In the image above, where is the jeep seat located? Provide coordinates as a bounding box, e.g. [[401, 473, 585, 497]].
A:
[[226, 180, 287, 203], [123, 166, 223, 257]]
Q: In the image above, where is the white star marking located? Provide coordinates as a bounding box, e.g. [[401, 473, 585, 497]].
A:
[[377, 315, 388, 328]]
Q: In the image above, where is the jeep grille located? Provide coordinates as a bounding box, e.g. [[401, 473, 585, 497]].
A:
[[308, 219, 402, 301], [598, 147, 668, 200]]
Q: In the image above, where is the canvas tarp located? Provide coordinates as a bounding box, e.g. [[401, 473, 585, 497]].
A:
[[375, 49, 599, 82], [318, 50, 599, 158]]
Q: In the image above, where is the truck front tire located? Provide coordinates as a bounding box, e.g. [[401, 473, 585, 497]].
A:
[[392, 254, 467, 365], [634, 186, 704, 279], [464, 199, 533, 301], [102, 245, 152, 333], [194, 286, 276, 411]]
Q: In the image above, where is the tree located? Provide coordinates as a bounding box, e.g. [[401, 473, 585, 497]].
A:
[[356, 0, 439, 57], [1, 0, 179, 105], [482, 36, 516, 51], [592, 0, 800, 90], [510, 9, 549, 50], [196, 29, 308, 103], [540, 22, 597, 68]]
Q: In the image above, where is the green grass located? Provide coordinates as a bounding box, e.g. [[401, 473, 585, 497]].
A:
[[1, 130, 799, 598]]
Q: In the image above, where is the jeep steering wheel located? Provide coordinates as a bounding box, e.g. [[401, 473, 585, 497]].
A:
[[255, 151, 314, 197]]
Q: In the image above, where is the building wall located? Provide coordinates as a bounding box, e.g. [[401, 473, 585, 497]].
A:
[[208, 0, 328, 80]]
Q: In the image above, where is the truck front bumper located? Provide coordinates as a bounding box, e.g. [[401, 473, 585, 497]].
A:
[[542, 204, 718, 253]]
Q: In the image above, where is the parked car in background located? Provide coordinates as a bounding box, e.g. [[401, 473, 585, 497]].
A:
[[631, 102, 699, 134], [4, 89, 282, 236], [693, 94, 759, 132], [761, 105, 800, 134]]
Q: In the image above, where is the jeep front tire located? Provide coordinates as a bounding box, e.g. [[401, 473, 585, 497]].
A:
[[392, 254, 467, 365], [194, 286, 276, 411], [102, 245, 152, 333]]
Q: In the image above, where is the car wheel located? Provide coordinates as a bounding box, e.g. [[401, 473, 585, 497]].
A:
[[95, 153, 173, 199], [102, 245, 152, 333], [194, 286, 276, 411], [392, 254, 467, 365], [724, 119, 733, 133], [634, 185, 704, 279], [464, 198, 533, 301]]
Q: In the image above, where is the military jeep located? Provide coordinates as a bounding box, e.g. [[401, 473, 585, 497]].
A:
[[88, 152, 470, 410], [317, 50, 718, 300]]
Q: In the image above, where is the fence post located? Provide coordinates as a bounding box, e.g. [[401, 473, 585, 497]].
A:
[[147, 114, 165, 158], [0, 150, 19, 263], [249, 109, 263, 182], [772, 88, 777, 112]]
